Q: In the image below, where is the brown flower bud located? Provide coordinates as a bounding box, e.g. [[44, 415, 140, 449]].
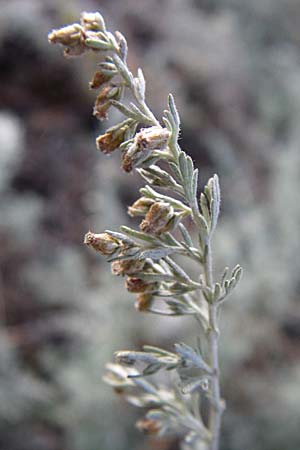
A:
[[48, 24, 82, 46], [80, 12, 106, 31], [136, 126, 170, 151], [84, 231, 119, 255], [89, 71, 113, 89], [121, 126, 170, 173], [140, 202, 175, 235], [111, 259, 145, 276], [121, 147, 135, 172], [136, 418, 161, 435], [93, 84, 121, 120], [126, 277, 156, 293], [128, 197, 155, 217], [96, 125, 127, 154], [135, 293, 154, 311], [48, 24, 86, 57]]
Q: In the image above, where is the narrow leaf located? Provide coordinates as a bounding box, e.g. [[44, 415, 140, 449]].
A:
[[178, 223, 194, 247], [143, 346, 177, 357], [143, 363, 162, 376], [192, 169, 199, 199], [168, 93, 180, 129], [137, 68, 146, 99], [105, 229, 134, 245], [110, 100, 142, 121], [138, 247, 176, 260], [85, 38, 111, 50], [200, 193, 210, 225], [120, 225, 158, 243], [140, 185, 190, 211], [168, 161, 183, 183], [113, 53, 134, 86]]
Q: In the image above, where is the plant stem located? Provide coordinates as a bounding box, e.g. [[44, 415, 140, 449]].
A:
[[135, 95, 160, 127], [208, 304, 222, 450], [203, 241, 223, 450]]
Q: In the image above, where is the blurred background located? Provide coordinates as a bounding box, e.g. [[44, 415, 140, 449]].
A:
[[0, 0, 300, 449]]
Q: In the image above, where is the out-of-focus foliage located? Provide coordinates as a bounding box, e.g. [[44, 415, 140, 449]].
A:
[[0, 1, 299, 450]]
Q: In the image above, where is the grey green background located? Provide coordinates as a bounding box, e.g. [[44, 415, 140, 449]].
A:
[[0, 1, 299, 449]]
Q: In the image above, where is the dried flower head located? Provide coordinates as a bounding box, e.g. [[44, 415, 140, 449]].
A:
[[128, 197, 155, 217], [80, 11, 106, 31], [84, 231, 119, 255], [121, 145, 136, 172], [140, 201, 176, 235], [96, 125, 128, 154], [48, 24, 82, 46], [48, 24, 86, 57], [111, 259, 145, 276], [135, 293, 154, 311], [136, 418, 161, 435], [93, 84, 122, 120], [136, 126, 170, 151], [126, 277, 157, 293], [121, 126, 169, 173], [89, 71, 114, 89]]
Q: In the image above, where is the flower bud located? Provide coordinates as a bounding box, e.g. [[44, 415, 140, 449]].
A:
[[111, 259, 145, 276], [126, 277, 157, 293], [48, 24, 82, 46], [140, 202, 175, 235], [93, 84, 122, 120], [89, 71, 113, 89], [121, 126, 170, 173], [136, 418, 161, 435], [84, 231, 119, 255], [135, 294, 154, 311], [48, 24, 86, 56], [96, 125, 127, 154], [121, 144, 136, 172], [128, 197, 155, 217], [80, 12, 106, 31], [136, 126, 170, 151]]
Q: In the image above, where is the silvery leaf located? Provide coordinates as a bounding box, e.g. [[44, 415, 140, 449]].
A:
[[138, 247, 176, 260]]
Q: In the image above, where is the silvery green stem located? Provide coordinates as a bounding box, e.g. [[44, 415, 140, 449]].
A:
[[208, 305, 222, 450], [134, 94, 160, 127], [203, 241, 223, 450], [111, 53, 160, 127], [48, 14, 243, 448]]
